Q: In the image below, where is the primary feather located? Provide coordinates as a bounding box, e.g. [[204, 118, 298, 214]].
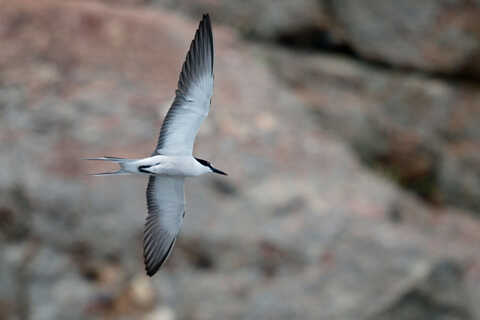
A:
[[144, 176, 185, 276], [154, 14, 214, 156]]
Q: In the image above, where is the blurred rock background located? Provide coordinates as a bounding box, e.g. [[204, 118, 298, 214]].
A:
[[1, 1, 480, 319]]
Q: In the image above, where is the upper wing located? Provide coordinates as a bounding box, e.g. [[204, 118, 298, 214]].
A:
[[154, 14, 214, 156], [144, 175, 185, 276]]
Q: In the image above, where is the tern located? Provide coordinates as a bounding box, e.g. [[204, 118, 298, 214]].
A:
[[87, 14, 226, 276]]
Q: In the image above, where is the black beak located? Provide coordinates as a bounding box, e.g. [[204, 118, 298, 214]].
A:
[[211, 166, 228, 176]]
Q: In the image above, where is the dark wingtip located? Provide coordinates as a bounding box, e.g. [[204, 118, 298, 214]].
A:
[[144, 257, 161, 277], [174, 11, 214, 94], [202, 13, 210, 22], [145, 263, 159, 277], [200, 13, 213, 73], [146, 269, 155, 277], [143, 234, 177, 277]]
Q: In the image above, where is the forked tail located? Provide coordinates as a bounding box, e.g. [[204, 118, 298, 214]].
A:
[[84, 156, 133, 176]]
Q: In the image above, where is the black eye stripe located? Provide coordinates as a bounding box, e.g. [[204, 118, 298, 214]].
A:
[[194, 157, 210, 167]]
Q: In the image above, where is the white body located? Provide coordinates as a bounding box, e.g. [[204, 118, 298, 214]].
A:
[[125, 155, 211, 177]]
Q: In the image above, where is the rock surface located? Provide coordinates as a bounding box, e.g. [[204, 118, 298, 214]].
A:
[[266, 49, 480, 212], [325, 0, 480, 74], [1, 1, 480, 320], [152, 0, 326, 40], [152, 0, 480, 75]]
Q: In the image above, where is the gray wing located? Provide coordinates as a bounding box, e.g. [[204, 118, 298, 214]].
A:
[[154, 14, 214, 156], [144, 175, 185, 276]]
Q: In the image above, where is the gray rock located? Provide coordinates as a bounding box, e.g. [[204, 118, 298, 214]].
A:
[[151, 0, 326, 39], [326, 0, 480, 74], [369, 260, 472, 320], [267, 48, 480, 213], [150, 0, 480, 75]]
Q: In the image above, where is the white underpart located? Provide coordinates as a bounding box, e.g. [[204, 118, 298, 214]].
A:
[[124, 155, 210, 177]]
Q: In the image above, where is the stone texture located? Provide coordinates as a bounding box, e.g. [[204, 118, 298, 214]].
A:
[[150, 0, 326, 40], [267, 48, 480, 212], [151, 0, 480, 75], [326, 0, 480, 74], [1, 1, 480, 320]]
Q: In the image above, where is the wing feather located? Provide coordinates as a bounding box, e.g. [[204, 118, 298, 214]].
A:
[[144, 176, 185, 276], [154, 14, 214, 156]]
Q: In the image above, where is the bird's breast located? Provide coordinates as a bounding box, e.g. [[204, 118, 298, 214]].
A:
[[147, 156, 203, 177]]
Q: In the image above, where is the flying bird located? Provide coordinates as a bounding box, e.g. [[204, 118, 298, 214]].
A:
[[87, 14, 226, 276]]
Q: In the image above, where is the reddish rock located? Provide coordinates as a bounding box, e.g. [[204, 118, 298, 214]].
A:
[[1, 1, 480, 320]]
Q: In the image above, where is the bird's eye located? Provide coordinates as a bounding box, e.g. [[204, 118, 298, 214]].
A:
[[195, 158, 211, 167]]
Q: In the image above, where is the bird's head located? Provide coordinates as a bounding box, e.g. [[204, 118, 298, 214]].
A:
[[195, 158, 227, 176]]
